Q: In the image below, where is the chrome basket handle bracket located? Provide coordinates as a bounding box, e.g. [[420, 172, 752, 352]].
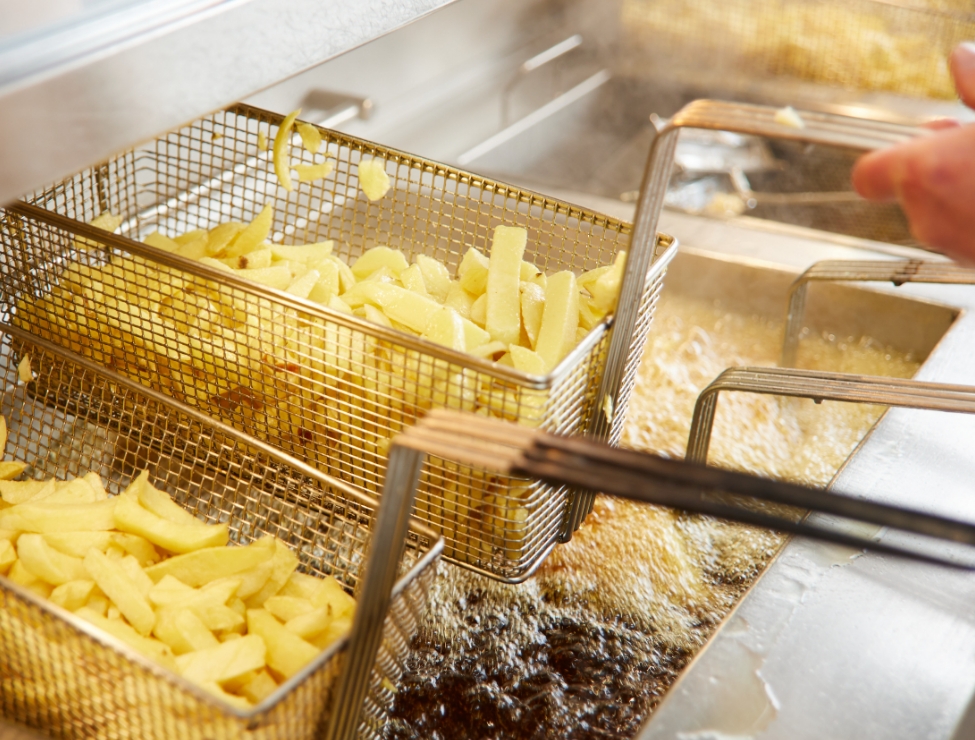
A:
[[782, 260, 975, 367], [325, 443, 427, 740], [687, 366, 975, 465], [567, 101, 925, 538]]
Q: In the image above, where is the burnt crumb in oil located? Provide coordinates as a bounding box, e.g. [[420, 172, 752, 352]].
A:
[[389, 611, 692, 740]]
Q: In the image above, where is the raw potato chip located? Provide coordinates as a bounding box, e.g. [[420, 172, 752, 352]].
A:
[[296, 122, 322, 154], [17, 354, 32, 383], [273, 109, 300, 192], [295, 162, 334, 183], [358, 158, 391, 201], [485, 226, 527, 346]]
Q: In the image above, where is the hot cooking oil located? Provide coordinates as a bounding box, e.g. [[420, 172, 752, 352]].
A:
[[389, 292, 920, 740]]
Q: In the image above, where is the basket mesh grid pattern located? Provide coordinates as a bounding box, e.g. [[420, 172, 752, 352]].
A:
[[2, 104, 670, 581], [0, 337, 438, 740], [622, 0, 975, 101]]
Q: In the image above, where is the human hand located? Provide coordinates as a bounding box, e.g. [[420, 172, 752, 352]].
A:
[[851, 44, 975, 264]]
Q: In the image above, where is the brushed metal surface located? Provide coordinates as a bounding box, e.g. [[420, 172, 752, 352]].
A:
[[635, 213, 975, 740], [0, 0, 457, 205]]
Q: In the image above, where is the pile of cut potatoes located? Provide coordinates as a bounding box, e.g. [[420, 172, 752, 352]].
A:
[[141, 218, 623, 375], [0, 420, 355, 709], [15, 109, 630, 558]]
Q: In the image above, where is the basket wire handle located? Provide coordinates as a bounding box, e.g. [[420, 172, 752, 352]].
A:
[[781, 259, 975, 366], [567, 100, 928, 536], [397, 409, 975, 571], [324, 446, 426, 740], [686, 366, 975, 465]]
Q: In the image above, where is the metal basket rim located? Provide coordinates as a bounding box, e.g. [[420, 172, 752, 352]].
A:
[[8, 202, 674, 391]]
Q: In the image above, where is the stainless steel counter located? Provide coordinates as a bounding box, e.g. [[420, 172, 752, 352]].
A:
[[0, 0, 457, 206], [635, 211, 975, 740]]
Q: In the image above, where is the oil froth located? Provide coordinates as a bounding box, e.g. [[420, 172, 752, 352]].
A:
[[390, 292, 920, 739]]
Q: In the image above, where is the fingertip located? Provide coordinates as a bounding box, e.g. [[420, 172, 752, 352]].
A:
[[851, 150, 898, 202], [922, 117, 961, 131], [950, 42, 975, 109]]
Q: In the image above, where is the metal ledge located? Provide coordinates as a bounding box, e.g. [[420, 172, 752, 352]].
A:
[[0, 0, 457, 206]]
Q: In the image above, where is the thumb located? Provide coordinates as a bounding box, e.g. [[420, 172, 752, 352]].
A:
[[950, 43, 975, 109]]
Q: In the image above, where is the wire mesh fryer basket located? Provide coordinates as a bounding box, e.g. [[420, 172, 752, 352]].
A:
[[0, 328, 441, 740], [1, 104, 676, 582]]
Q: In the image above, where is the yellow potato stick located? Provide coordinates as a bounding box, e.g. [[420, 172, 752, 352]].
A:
[[351, 246, 409, 279], [245, 540, 298, 607], [422, 307, 466, 351], [114, 495, 228, 554], [143, 231, 180, 252], [535, 270, 580, 371], [75, 607, 176, 671], [0, 540, 15, 574], [357, 158, 391, 201], [234, 264, 293, 290], [145, 538, 273, 586], [343, 282, 441, 334], [486, 226, 527, 346], [589, 250, 627, 314], [283, 606, 332, 640], [470, 294, 486, 327], [0, 462, 26, 481], [224, 204, 273, 258], [40, 477, 101, 506], [233, 558, 275, 601], [128, 470, 203, 528], [285, 269, 320, 300], [49, 579, 95, 611], [17, 534, 89, 585], [0, 498, 118, 533], [0, 479, 53, 505], [458, 248, 489, 296], [241, 670, 278, 704], [273, 109, 301, 192], [147, 574, 196, 605], [520, 282, 545, 349], [74, 212, 123, 251], [415, 255, 451, 301], [296, 122, 322, 154], [119, 554, 154, 596], [308, 616, 352, 650], [84, 548, 156, 636], [294, 162, 334, 183], [246, 608, 319, 680], [444, 281, 476, 319], [17, 354, 32, 383], [269, 241, 333, 263], [508, 345, 547, 375], [176, 633, 266, 685], [173, 236, 209, 260], [153, 608, 219, 655], [206, 222, 246, 256], [112, 533, 161, 566], [264, 595, 315, 623], [257, 129, 268, 151]]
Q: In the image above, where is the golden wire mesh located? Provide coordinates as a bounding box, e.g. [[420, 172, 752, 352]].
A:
[[0, 332, 439, 740], [2, 103, 672, 581], [621, 0, 975, 100]]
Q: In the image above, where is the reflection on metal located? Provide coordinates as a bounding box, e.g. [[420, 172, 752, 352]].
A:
[[457, 69, 611, 166], [686, 366, 975, 465], [781, 259, 975, 366], [501, 34, 584, 127], [0, 0, 458, 204]]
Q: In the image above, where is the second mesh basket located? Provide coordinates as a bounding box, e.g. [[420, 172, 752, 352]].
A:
[[1, 104, 676, 581]]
